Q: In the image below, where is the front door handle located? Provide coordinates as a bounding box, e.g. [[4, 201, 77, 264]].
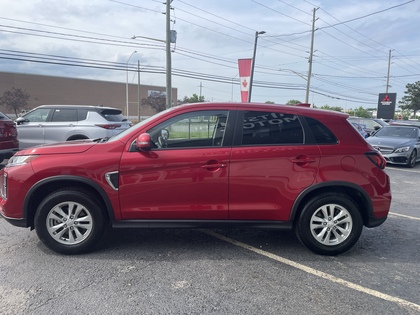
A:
[[201, 160, 227, 171], [201, 163, 227, 169]]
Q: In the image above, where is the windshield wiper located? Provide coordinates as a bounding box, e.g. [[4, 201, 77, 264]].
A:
[[93, 137, 110, 143]]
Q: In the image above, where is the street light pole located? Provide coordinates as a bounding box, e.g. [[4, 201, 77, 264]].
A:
[[248, 31, 265, 102], [126, 51, 137, 119], [131, 32, 173, 109]]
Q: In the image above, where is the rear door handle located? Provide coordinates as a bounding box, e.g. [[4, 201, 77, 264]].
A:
[[291, 156, 316, 164]]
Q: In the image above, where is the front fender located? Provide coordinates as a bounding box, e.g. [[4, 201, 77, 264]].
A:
[[23, 175, 116, 228]]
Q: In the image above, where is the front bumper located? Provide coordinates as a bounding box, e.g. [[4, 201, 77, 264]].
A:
[[381, 152, 411, 165], [0, 204, 27, 227]]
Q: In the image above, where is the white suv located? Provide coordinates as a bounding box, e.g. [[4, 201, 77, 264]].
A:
[[16, 105, 132, 149]]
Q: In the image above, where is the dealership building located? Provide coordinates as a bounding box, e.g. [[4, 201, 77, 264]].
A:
[[0, 71, 177, 120]]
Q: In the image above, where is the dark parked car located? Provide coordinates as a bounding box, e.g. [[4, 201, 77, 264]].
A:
[[347, 117, 388, 136], [15, 105, 132, 149], [0, 112, 19, 163], [1, 102, 391, 256], [366, 125, 420, 168]]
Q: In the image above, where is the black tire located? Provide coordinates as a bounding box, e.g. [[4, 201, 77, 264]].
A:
[[34, 189, 106, 255], [407, 150, 417, 168], [296, 193, 363, 256]]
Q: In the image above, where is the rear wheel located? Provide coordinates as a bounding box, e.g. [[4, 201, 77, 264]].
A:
[[407, 150, 417, 168], [35, 189, 106, 255], [296, 193, 363, 255]]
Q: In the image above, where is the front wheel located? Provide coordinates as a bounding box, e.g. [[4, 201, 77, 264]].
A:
[[35, 189, 106, 255], [296, 193, 363, 256], [407, 150, 417, 168]]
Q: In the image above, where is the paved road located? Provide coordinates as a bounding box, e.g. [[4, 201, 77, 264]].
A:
[[0, 163, 419, 315]]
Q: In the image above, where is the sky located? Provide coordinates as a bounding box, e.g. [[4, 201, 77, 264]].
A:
[[0, 0, 419, 110]]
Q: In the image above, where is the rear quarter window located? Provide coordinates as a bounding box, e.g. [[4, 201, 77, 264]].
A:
[[304, 117, 338, 144], [77, 109, 88, 121]]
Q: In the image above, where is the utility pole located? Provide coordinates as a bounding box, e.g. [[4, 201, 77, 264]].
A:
[[248, 31, 266, 102], [199, 82, 202, 100], [305, 8, 318, 104], [165, 0, 172, 109], [386, 49, 392, 94]]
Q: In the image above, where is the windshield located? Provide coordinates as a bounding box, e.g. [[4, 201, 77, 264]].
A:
[[375, 126, 418, 139]]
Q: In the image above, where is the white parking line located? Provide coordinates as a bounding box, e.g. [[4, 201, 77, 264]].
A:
[[389, 212, 420, 220], [202, 229, 420, 313], [386, 166, 420, 173]]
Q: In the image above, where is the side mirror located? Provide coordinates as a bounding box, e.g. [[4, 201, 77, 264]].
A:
[[135, 133, 152, 151], [15, 117, 28, 125]]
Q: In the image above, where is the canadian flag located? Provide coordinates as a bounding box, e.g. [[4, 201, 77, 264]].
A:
[[238, 58, 252, 102]]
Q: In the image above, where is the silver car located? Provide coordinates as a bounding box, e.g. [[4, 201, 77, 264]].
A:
[[15, 105, 132, 149], [366, 125, 420, 168]]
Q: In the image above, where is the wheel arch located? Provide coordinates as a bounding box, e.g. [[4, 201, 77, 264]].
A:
[[66, 134, 89, 141], [23, 175, 115, 229], [290, 181, 373, 227]]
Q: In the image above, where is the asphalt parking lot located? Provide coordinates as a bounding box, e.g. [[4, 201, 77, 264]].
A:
[[0, 162, 419, 315]]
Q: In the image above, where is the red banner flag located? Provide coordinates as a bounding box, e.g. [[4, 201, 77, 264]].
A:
[[238, 58, 252, 102]]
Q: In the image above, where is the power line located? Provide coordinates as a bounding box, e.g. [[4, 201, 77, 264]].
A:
[[0, 49, 378, 103], [317, 1, 414, 30]]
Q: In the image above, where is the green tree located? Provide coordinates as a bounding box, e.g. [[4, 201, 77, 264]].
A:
[[141, 91, 166, 113], [286, 99, 302, 105], [320, 105, 343, 112], [399, 81, 420, 118], [265, 101, 275, 104], [0, 87, 30, 117], [180, 93, 205, 104], [353, 106, 371, 118]]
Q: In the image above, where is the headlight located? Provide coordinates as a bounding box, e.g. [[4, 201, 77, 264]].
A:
[[7, 155, 39, 167], [394, 146, 410, 153]]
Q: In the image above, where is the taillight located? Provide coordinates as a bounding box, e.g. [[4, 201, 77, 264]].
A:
[[365, 151, 386, 169], [1, 124, 17, 137], [95, 124, 122, 130]]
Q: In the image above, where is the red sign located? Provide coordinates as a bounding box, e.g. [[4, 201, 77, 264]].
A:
[[381, 94, 392, 105], [238, 58, 252, 102]]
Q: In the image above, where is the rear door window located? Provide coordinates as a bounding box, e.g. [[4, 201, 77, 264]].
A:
[[241, 111, 304, 145], [51, 109, 77, 122]]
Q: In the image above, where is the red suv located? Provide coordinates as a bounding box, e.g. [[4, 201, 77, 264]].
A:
[[0, 103, 391, 255], [0, 112, 19, 163]]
